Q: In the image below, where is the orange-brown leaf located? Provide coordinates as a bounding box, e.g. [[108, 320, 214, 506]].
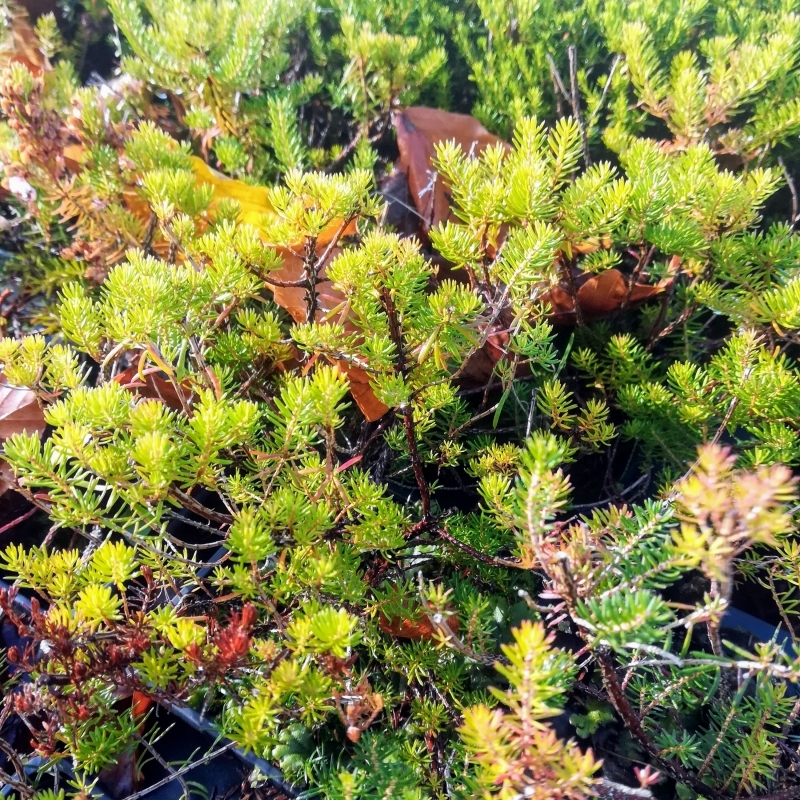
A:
[[0, 378, 46, 499], [394, 107, 508, 232], [1, 9, 48, 75], [546, 268, 670, 325], [266, 247, 348, 324], [378, 610, 460, 641], [0, 379, 46, 440], [113, 366, 191, 411], [334, 360, 388, 423]]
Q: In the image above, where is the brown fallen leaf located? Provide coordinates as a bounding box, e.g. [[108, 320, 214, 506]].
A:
[[183, 160, 381, 416], [0, 379, 46, 440], [453, 266, 673, 386], [61, 143, 84, 173], [380, 166, 422, 238], [113, 365, 191, 411], [98, 750, 140, 799], [0, 378, 46, 498], [458, 317, 520, 389], [266, 247, 347, 324], [377, 609, 460, 641], [333, 359, 388, 423], [545, 267, 674, 325], [0, 7, 48, 75], [265, 248, 389, 421], [393, 106, 508, 232]]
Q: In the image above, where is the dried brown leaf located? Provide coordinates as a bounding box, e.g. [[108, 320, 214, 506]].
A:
[[113, 366, 191, 411], [394, 107, 508, 232], [1, 8, 47, 75], [0, 379, 45, 440], [546, 268, 672, 325], [377, 609, 460, 641], [0, 378, 46, 498]]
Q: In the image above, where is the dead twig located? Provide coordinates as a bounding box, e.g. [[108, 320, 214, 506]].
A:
[[569, 45, 591, 168], [119, 742, 239, 800]]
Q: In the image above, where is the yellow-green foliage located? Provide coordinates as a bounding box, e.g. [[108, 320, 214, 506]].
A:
[[2, 1, 800, 799]]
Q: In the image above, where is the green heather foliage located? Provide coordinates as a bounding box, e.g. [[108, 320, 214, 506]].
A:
[[4, 1, 800, 799]]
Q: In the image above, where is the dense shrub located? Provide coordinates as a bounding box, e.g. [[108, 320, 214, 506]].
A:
[[1, 1, 800, 798]]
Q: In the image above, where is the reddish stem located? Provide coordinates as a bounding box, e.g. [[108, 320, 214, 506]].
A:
[[0, 506, 37, 537]]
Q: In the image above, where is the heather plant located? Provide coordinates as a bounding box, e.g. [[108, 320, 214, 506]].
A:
[[2, 1, 800, 800], [457, 0, 800, 164]]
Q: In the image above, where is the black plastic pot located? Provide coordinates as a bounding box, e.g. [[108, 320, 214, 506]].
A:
[[721, 605, 799, 696], [722, 605, 797, 656], [131, 701, 298, 800]]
